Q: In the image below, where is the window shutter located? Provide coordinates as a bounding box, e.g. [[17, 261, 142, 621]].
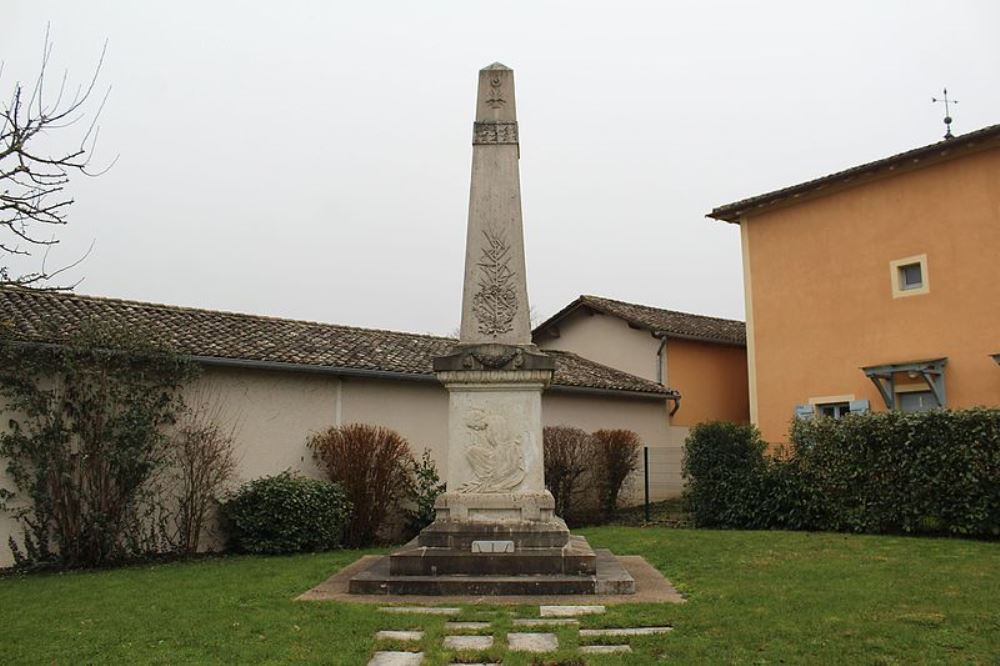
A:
[[849, 399, 870, 414], [794, 404, 814, 419]]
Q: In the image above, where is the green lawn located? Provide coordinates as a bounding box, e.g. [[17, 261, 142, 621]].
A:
[[1, 529, 998, 665]]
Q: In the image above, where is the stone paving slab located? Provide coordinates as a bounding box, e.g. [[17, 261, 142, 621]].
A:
[[507, 632, 558, 652], [444, 621, 491, 631], [580, 644, 633, 654], [539, 605, 605, 617], [580, 626, 673, 636], [375, 630, 424, 641], [378, 606, 460, 615], [443, 635, 494, 650], [368, 651, 424, 665], [512, 618, 579, 626], [299, 554, 683, 604]]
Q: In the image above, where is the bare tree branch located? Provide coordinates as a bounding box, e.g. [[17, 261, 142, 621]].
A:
[[1, 25, 114, 289]]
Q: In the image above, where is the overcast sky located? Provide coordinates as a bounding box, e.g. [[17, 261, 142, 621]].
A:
[[6, 1, 1000, 335]]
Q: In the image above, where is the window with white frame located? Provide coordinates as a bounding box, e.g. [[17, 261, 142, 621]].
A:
[[890, 254, 929, 298]]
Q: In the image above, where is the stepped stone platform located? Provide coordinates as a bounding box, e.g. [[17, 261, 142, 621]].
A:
[[300, 554, 683, 604], [348, 504, 633, 595], [349, 547, 634, 596]]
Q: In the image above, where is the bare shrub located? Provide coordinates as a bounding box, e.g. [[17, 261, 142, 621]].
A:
[[164, 395, 239, 554], [543, 426, 595, 521], [593, 429, 641, 519], [308, 423, 413, 547]]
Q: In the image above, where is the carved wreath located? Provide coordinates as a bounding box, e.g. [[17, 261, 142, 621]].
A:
[[459, 408, 526, 493], [472, 228, 517, 337]]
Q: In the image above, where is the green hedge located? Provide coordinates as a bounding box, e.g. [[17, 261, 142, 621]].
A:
[[683, 409, 1000, 537], [221, 471, 351, 554]]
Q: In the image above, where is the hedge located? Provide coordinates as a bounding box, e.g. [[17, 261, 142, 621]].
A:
[[221, 471, 351, 554], [683, 409, 1000, 537]]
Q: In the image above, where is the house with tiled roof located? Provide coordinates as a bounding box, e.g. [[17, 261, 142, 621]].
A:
[[533, 295, 750, 488], [0, 288, 687, 566], [708, 123, 1000, 443]]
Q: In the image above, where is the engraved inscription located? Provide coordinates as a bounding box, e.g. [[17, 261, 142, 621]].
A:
[[473, 121, 518, 145], [459, 408, 526, 493], [472, 228, 517, 336], [485, 75, 505, 109]]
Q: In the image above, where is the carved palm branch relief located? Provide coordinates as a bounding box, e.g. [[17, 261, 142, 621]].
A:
[[472, 228, 518, 336]]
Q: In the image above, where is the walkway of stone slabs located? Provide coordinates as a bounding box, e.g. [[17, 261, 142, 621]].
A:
[[368, 604, 673, 664]]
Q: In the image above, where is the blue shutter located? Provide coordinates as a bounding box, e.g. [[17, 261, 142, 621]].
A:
[[794, 404, 814, 419], [849, 399, 870, 414]]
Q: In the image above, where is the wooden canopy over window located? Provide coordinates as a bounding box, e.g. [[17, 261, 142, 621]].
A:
[[862, 358, 948, 410]]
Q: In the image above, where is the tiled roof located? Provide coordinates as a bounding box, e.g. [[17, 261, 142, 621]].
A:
[[0, 288, 675, 397], [708, 123, 1000, 223], [534, 295, 746, 346]]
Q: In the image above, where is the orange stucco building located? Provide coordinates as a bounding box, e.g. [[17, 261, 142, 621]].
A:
[[709, 124, 1000, 443], [533, 295, 750, 429]]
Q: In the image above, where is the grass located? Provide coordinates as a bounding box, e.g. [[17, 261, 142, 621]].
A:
[[0, 529, 998, 664], [606, 498, 689, 527]]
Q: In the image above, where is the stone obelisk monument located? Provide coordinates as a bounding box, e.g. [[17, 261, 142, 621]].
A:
[[350, 63, 633, 595], [431, 62, 558, 525]]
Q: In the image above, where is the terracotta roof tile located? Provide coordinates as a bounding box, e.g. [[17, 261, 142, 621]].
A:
[[534, 295, 745, 346], [0, 288, 674, 397]]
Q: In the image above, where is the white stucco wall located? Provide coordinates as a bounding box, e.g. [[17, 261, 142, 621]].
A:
[[0, 365, 682, 567], [537, 309, 663, 382]]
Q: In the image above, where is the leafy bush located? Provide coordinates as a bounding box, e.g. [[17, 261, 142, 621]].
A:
[[683, 410, 1000, 537], [220, 471, 350, 554], [682, 421, 770, 528], [593, 429, 641, 518], [308, 423, 413, 547], [793, 409, 1000, 536], [0, 322, 197, 569], [404, 449, 445, 538]]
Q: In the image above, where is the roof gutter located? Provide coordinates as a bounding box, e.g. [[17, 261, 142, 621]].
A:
[[194, 355, 678, 401], [546, 383, 677, 401], [189, 354, 439, 384], [6, 341, 678, 402], [652, 332, 681, 416]]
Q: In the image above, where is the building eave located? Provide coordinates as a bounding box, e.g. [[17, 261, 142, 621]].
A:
[[707, 123, 1000, 224], [533, 296, 746, 347]]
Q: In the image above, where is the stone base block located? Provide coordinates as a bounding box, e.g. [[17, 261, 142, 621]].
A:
[[434, 491, 556, 522], [417, 518, 570, 550], [389, 535, 596, 576], [349, 548, 635, 596]]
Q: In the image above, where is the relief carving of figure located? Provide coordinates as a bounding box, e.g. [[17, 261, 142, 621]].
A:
[[459, 408, 525, 493]]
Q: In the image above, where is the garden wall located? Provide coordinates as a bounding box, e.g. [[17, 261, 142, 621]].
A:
[[1, 365, 675, 566]]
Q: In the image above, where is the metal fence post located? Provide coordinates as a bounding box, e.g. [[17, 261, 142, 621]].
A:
[[644, 446, 650, 522]]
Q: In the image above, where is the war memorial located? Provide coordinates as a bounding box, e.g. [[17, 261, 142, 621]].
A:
[[348, 63, 635, 596]]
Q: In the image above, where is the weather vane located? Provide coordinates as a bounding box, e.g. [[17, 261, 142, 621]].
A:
[[932, 88, 958, 140]]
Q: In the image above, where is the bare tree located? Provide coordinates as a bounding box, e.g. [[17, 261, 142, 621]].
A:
[[1, 26, 113, 288], [165, 392, 240, 555]]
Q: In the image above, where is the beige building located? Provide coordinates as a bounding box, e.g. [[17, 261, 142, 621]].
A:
[[533, 295, 750, 494], [0, 288, 682, 567]]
